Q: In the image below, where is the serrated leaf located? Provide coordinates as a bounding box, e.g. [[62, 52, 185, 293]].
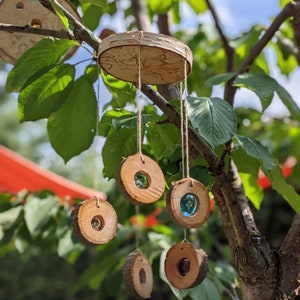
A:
[[267, 166, 300, 214], [234, 134, 277, 173], [18, 64, 75, 121], [276, 84, 300, 121], [24, 196, 59, 236], [233, 73, 277, 110], [47, 76, 97, 162], [187, 96, 237, 149], [6, 38, 78, 92], [102, 128, 137, 179], [205, 72, 237, 87]]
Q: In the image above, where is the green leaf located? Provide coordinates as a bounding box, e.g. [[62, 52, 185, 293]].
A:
[[279, 0, 291, 7], [18, 64, 75, 122], [112, 113, 153, 129], [51, 1, 70, 30], [80, 0, 107, 7], [6, 38, 78, 92], [102, 128, 137, 179], [147, 123, 180, 160], [186, 0, 208, 14], [189, 278, 222, 300], [57, 229, 84, 258], [24, 196, 59, 236], [276, 84, 300, 121], [205, 72, 237, 87], [267, 166, 300, 214], [101, 71, 136, 108], [233, 74, 300, 119], [47, 75, 97, 162], [234, 134, 277, 173], [187, 96, 237, 149], [232, 148, 263, 208], [147, 0, 173, 13], [239, 173, 264, 209], [85, 64, 99, 84], [98, 109, 132, 137], [233, 74, 276, 110]]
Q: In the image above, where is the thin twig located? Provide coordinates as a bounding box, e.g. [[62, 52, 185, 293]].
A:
[[39, 0, 101, 51], [205, 0, 235, 72], [0, 23, 72, 39]]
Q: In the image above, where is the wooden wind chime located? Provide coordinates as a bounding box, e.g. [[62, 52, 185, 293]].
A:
[[0, 0, 80, 64], [0, 1, 211, 296]]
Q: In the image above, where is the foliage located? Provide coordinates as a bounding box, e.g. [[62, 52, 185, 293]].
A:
[[1, 0, 300, 299]]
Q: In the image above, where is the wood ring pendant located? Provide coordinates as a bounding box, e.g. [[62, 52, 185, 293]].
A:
[[123, 250, 153, 299], [166, 177, 210, 228], [71, 197, 117, 245], [0, 0, 80, 64], [116, 153, 165, 205], [164, 242, 208, 289], [98, 31, 193, 84]]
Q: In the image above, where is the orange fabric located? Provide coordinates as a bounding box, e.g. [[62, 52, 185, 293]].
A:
[[0, 145, 105, 200]]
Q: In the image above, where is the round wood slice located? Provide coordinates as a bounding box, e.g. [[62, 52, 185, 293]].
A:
[[71, 198, 118, 245], [164, 242, 208, 289], [0, 0, 80, 64], [123, 250, 153, 299], [166, 177, 210, 228], [116, 153, 165, 205], [97, 31, 193, 84]]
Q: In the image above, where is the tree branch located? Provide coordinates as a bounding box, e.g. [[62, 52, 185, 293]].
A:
[[131, 0, 151, 32], [278, 214, 300, 298], [0, 23, 72, 40], [39, 0, 101, 51], [224, 2, 299, 105]]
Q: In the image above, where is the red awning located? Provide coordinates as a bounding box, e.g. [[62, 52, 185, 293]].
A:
[[0, 145, 105, 201]]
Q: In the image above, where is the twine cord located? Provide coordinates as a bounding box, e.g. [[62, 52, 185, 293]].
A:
[[137, 42, 144, 163]]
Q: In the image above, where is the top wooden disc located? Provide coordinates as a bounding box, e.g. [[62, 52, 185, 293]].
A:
[[97, 31, 193, 84], [0, 0, 80, 64]]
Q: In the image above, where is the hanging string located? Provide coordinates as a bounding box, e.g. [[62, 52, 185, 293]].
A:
[[180, 81, 186, 178], [136, 42, 144, 163], [92, 63, 102, 190], [135, 205, 140, 250], [183, 60, 190, 178]]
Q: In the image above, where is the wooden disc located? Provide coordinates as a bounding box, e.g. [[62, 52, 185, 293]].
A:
[[164, 242, 208, 289], [166, 178, 210, 228], [0, 0, 80, 64], [71, 198, 118, 245], [116, 153, 165, 205], [123, 250, 153, 299], [97, 31, 193, 84]]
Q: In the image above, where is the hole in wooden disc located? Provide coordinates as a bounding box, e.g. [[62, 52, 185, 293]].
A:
[[134, 172, 150, 189], [91, 215, 104, 231], [31, 18, 42, 28], [178, 258, 190, 276], [16, 2, 24, 9], [139, 267, 146, 284], [180, 193, 198, 217]]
